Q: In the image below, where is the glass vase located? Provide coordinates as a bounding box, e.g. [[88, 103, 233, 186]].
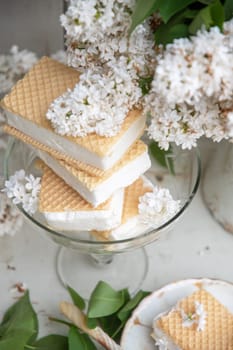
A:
[[202, 140, 233, 233]]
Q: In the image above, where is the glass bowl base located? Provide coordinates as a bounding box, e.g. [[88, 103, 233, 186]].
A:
[[56, 246, 149, 298]]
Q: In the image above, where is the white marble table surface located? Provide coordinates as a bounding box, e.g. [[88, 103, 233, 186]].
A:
[[1, 188, 233, 337], [0, 140, 233, 339]]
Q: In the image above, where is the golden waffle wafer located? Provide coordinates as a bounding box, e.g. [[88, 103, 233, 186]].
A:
[[39, 164, 110, 212], [2, 56, 79, 130], [1, 56, 144, 161], [3, 124, 105, 176], [121, 177, 152, 223], [38, 163, 125, 232], [54, 142, 148, 191], [154, 289, 233, 349]]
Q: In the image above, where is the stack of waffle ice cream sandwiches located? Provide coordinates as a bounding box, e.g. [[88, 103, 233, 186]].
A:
[[2, 57, 154, 240]]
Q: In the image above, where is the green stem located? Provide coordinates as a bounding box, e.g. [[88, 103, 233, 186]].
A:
[[49, 316, 73, 328], [25, 345, 36, 350], [111, 323, 124, 340]]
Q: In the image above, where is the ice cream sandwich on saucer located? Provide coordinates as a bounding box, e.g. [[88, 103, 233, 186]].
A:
[[152, 289, 233, 349]]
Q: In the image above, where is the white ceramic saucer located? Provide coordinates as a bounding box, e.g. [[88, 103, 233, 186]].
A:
[[120, 278, 233, 349]]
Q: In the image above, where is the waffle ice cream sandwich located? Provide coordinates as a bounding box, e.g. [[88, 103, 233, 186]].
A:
[[1, 56, 146, 170], [152, 289, 233, 349], [93, 176, 153, 240], [4, 125, 151, 207], [3, 124, 107, 176], [39, 164, 124, 232]]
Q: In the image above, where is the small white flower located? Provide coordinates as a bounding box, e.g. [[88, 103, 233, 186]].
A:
[[51, 50, 67, 64], [0, 45, 37, 95], [9, 45, 38, 76], [138, 187, 180, 227], [155, 338, 169, 350], [180, 302, 206, 331], [4, 170, 41, 215], [195, 301, 207, 331], [180, 308, 196, 328]]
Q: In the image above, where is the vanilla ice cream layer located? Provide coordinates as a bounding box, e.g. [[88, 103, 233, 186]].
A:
[[43, 188, 124, 232], [110, 217, 150, 240], [36, 149, 151, 207], [6, 111, 146, 170]]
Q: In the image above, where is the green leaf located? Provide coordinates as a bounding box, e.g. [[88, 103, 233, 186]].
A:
[[198, 0, 214, 4], [210, 0, 224, 29], [155, 23, 189, 44], [87, 288, 129, 341], [224, 0, 233, 20], [103, 289, 150, 341], [0, 291, 38, 350], [189, 5, 212, 33], [189, 7, 211, 32], [95, 288, 130, 340], [130, 0, 159, 33], [156, 0, 197, 23], [68, 327, 97, 350], [149, 142, 175, 174], [138, 76, 153, 95], [67, 286, 85, 311], [121, 288, 131, 304], [48, 317, 73, 328], [117, 290, 150, 322], [86, 318, 98, 329], [0, 331, 35, 350], [87, 281, 125, 318], [32, 335, 68, 350], [189, 0, 224, 34], [154, 7, 198, 44], [98, 314, 122, 340]]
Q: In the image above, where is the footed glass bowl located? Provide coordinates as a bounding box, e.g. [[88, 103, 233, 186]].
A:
[[4, 138, 201, 296]]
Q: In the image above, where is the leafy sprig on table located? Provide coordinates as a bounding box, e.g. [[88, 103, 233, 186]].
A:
[[131, 0, 232, 45], [0, 291, 67, 350], [0, 282, 150, 350]]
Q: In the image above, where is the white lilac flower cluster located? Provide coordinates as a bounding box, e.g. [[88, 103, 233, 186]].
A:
[[61, 0, 155, 73], [145, 19, 233, 150], [47, 57, 142, 137], [0, 45, 38, 96], [51, 50, 67, 65], [138, 187, 180, 228], [48, 0, 156, 138], [4, 170, 41, 215]]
